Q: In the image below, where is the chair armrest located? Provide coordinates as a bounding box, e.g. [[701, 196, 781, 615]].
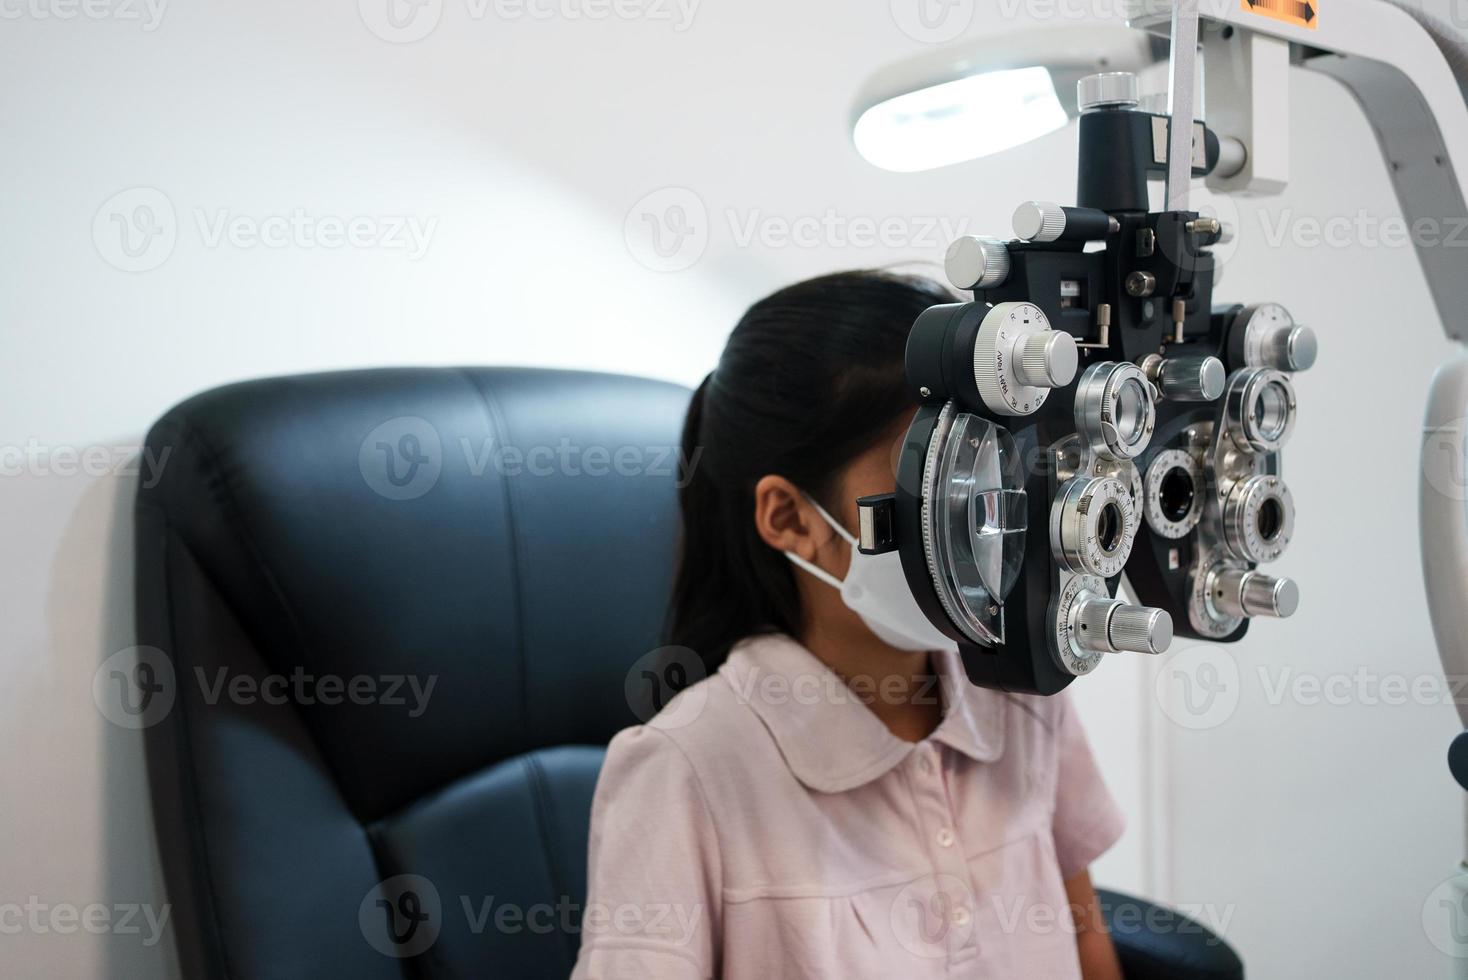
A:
[[1095, 888, 1244, 980]]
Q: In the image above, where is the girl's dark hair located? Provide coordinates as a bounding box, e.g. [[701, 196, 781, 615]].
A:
[[667, 269, 954, 671]]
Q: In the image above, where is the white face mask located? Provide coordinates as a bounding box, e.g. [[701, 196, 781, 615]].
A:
[[785, 495, 959, 654]]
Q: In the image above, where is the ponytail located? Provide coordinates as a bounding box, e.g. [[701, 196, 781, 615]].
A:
[[664, 270, 955, 673]]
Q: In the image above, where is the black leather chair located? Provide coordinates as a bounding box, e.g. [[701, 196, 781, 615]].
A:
[[135, 366, 1242, 979]]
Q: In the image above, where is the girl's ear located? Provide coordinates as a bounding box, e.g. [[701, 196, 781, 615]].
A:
[[754, 475, 830, 562]]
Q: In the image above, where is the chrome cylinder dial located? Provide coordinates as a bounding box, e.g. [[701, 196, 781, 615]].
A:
[[945, 236, 1010, 291], [1144, 448, 1205, 539], [1206, 565, 1300, 619], [973, 302, 1078, 417], [1234, 303, 1318, 372], [1072, 593, 1173, 655], [1155, 353, 1226, 402], [1052, 575, 1173, 677], [1223, 367, 1297, 454], [1051, 475, 1137, 578], [1222, 474, 1295, 563], [1075, 361, 1157, 461]]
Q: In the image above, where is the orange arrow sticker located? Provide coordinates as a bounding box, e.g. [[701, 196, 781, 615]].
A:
[[1241, 0, 1318, 29]]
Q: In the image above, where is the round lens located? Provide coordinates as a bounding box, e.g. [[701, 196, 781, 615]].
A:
[[1252, 381, 1291, 441], [1097, 501, 1124, 554], [1114, 379, 1146, 445], [1258, 496, 1285, 541], [1158, 466, 1195, 523]]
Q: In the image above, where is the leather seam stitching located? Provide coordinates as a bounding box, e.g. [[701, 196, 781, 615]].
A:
[[523, 753, 578, 968], [458, 369, 531, 744]]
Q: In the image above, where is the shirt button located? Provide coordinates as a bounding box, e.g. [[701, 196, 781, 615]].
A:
[[936, 828, 955, 848], [951, 905, 971, 927], [919, 755, 934, 775]]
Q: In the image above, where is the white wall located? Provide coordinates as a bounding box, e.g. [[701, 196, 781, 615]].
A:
[[1, 0, 1463, 976]]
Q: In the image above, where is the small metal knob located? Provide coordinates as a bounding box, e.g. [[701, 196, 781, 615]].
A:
[[945, 236, 1010, 291], [1210, 567, 1300, 619], [1125, 270, 1157, 297], [1236, 304, 1317, 373], [1013, 201, 1067, 243], [1157, 354, 1226, 402], [1265, 324, 1318, 372], [1014, 331, 1079, 389]]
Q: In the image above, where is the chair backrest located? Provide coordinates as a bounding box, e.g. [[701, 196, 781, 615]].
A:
[[134, 366, 690, 978]]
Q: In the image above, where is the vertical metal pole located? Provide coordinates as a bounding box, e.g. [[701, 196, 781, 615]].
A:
[[1165, 0, 1200, 212]]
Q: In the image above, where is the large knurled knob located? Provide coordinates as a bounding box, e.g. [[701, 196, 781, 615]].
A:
[[1266, 324, 1318, 372], [1211, 567, 1300, 619], [1071, 593, 1173, 655], [1157, 354, 1225, 402], [1237, 303, 1318, 373], [1012, 201, 1067, 243], [1108, 604, 1173, 654], [1015, 331, 1079, 388], [945, 236, 1011, 291]]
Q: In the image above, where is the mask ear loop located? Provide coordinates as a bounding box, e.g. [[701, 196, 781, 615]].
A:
[[783, 494, 857, 591]]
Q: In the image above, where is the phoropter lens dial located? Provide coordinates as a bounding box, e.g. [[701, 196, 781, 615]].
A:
[[1223, 367, 1297, 454], [1222, 474, 1295, 563], [1074, 362, 1157, 461], [1051, 475, 1137, 578], [1144, 448, 1205, 540], [973, 302, 1078, 417]]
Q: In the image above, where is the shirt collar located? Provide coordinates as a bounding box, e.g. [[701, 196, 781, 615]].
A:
[[719, 633, 1007, 793]]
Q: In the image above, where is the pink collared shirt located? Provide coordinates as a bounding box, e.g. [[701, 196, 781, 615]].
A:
[[572, 633, 1124, 979]]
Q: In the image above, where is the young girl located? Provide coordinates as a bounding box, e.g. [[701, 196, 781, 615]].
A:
[[572, 271, 1125, 979]]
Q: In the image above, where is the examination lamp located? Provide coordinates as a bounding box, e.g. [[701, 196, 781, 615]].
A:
[[851, 25, 1163, 172]]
